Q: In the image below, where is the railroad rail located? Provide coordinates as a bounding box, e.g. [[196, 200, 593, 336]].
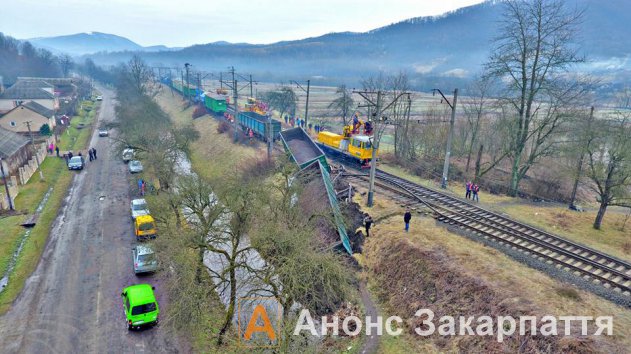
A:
[[344, 169, 631, 296]]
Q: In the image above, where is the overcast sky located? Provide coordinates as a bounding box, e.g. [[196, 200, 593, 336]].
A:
[[2, 0, 484, 47]]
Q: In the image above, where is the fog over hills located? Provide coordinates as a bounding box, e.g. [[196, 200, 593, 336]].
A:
[[28, 0, 631, 87]]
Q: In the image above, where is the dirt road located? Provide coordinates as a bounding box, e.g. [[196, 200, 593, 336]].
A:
[[0, 87, 182, 353]]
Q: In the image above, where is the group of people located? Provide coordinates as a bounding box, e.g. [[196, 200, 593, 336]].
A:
[[465, 181, 480, 202], [137, 178, 147, 196], [283, 116, 325, 132], [362, 207, 413, 238], [61, 147, 97, 164], [47, 143, 59, 157]]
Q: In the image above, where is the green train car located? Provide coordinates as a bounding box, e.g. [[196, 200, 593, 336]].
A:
[[204, 93, 227, 114]]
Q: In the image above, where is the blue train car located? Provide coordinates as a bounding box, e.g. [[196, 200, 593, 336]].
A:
[[237, 111, 281, 141]]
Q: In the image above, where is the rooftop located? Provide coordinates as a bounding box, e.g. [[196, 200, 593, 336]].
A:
[[0, 127, 30, 159]]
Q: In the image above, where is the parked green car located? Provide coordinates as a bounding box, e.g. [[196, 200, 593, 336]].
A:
[[121, 284, 159, 330]]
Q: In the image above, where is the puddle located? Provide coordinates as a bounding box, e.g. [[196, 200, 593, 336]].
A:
[[0, 187, 53, 293]]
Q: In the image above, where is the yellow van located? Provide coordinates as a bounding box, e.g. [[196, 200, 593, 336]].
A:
[[134, 215, 157, 240]]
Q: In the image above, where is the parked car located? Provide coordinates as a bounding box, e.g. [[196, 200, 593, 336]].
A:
[[129, 160, 143, 173], [122, 148, 135, 163], [132, 245, 158, 274], [67, 156, 84, 170], [98, 129, 108, 137], [134, 214, 157, 241], [131, 198, 149, 220], [121, 284, 159, 330], [96, 95, 103, 101]]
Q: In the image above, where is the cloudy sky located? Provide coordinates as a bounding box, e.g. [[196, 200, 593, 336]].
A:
[[2, 0, 484, 47]]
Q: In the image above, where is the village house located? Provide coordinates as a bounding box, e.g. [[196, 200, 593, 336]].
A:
[[0, 100, 56, 136], [0, 127, 31, 177], [0, 79, 58, 114]]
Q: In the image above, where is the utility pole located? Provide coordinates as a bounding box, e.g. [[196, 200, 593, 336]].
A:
[[267, 115, 273, 161], [367, 91, 382, 207], [220, 72, 223, 90], [197, 72, 202, 96], [433, 88, 458, 189], [184, 63, 191, 103], [0, 158, 14, 210], [569, 106, 594, 210], [355, 90, 410, 207], [291, 80, 310, 127], [24, 121, 44, 180], [249, 74, 253, 98]]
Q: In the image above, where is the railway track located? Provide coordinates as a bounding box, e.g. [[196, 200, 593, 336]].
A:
[[344, 168, 631, 297]]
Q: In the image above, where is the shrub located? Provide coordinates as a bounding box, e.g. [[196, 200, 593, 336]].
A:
[[217, 121, 231, 134], [192, 105, 206, 119]]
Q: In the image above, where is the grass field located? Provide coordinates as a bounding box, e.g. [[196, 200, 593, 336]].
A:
[[356, 188, 631, 352], [0, 101, 97, 315], [376, 161, 631, 263], [156, 88, 261, 180]]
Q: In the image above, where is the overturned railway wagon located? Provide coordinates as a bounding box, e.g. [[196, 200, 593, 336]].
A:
[[280, 127, 329, 171], [238, 111, 281, 141], [281, 128, 351, 254]]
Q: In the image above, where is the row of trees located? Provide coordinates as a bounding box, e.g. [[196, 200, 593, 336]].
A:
[[114, 56, 352, 349], [0, 32, 74, 82]]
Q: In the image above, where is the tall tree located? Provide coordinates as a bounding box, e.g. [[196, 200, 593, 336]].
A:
[[485, 0, 585, 196], [262, 86, 297, 121], [462, 75, 493, 174], [58, 54, 74, 78], [328, 84, 355, 126], [585, 111, 631, 230]]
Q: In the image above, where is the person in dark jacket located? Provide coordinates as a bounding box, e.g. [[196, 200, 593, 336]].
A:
[[92, 147, 97, 160], [88, 149, 94, 161], [404, 209, 412, 232], [364, 214, 373, 237], [55, 146, 60, 157]]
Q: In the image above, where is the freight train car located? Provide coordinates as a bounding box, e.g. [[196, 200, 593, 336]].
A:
[[203, 93, 227, 114], [237, 111, 281, 141]]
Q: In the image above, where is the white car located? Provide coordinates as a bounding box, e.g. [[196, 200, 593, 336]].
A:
[[122, 148, 135, 163], [129, 160, 143, 173], [96, 95, 103, 101], [131, 198, 149, 220], [98, 129, 108, 137], [132, 245, 158, 274]]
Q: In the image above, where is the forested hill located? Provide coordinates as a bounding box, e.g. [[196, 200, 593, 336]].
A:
[[83, 0, 631, 87], [0, 33, 63, 84]]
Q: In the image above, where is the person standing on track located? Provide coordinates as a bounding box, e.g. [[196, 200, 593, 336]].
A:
[[404, 208, 412, 232]]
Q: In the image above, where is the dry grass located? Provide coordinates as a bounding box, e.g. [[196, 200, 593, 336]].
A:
[[354, 186, 631, 352], [156, 88, 261, 181], [500, 204, 631, 263], [378, 162, 631, 264]]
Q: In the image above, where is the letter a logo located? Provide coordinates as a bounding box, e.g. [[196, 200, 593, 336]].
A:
[[244, 304, 276, 341]]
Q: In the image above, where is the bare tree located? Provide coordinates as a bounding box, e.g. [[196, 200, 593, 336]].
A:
[[58, 54, 73, 78], [462, 75, 493, 174], [586, 113, 631, 230], [328, 84, 355, 126], [485, 0, 585, 196]]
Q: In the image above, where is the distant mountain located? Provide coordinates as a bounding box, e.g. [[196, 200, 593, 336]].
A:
[[28, 32, 179, 55], [85, 0, 631, 87]]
